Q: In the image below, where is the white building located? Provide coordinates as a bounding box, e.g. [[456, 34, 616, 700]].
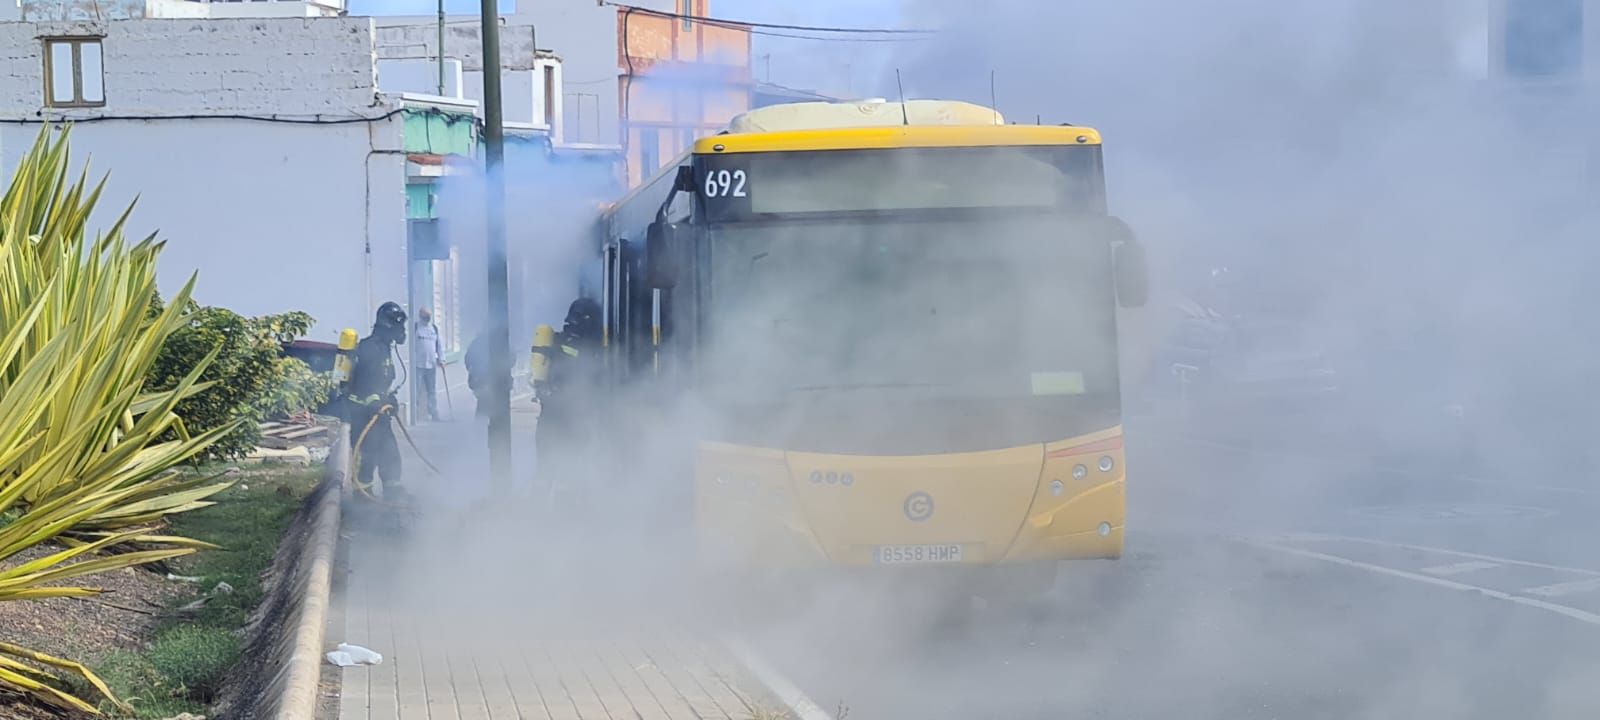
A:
[[0, 0, 607, 420], [359, 1, 681, 150], [0, 10, 499, 423], [0, 0, 346, 21], [368, 15, 623, 350], [0, 14, 413, 338], [373, 19, 566, 142]]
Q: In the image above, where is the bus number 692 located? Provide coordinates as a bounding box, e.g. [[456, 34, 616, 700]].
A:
[[703, 169, 747, 198]]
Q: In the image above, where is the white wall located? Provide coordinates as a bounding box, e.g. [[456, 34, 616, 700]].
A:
[[144, 0, 210, 19], [203, 1, 341, 18], [371, 11, 607, 142], [502, 69, 535, 126], [0, 17, 380, 117], [506, 4, 621, 145], [19, 0, 344, 20], [462, 66, 556, 131], [373, 18, 541, 71], [0, 119, 405, 338], [22, 0, 145, 20], [0, 16, 407, 340], [378, 57, 464, 98]]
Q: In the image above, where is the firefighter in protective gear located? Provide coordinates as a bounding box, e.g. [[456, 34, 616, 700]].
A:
[[534, 298, 603, 497], [347, 301, 408, 498], [538, 298, 602, 401]]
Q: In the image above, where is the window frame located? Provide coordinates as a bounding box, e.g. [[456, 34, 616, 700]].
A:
[[42, 36, 106, 109], [542, 64, 556, 129]]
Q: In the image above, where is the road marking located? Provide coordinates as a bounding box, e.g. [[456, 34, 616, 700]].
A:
[[1354, 504, 1556, 521], [1268, 532, 1600, 577], [1240, 538, 1600, 627], [1523, 578, 1600, 598], [720, 635, 834, 720], [1419, 560, 1501, 577]]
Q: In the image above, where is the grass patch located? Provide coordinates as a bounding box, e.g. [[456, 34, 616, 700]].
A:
[[163, 466, 321, 630], [147, 626, 240, 698], [93, 464, 322, 719]]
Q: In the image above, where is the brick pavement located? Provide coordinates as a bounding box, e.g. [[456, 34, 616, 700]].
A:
[[328, 407, 781, 720], [333, 543, 775, 720]]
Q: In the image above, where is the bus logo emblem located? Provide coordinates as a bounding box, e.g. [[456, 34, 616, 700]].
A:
[[904, 492, 934, 522]]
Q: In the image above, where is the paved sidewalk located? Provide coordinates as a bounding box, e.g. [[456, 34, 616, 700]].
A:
[[327, 409, 781, 720], [334, 543, 773, 720]]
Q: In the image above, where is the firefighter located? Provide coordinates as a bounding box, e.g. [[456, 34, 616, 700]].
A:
[[464, 327, 511, 429], [534, 298, 603, 501], [347, 301, 409, 500]]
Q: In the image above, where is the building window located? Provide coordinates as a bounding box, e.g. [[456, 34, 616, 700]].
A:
[[1504, 0, 1583, 78], [543, 65, 557, 129], [680, 0, 694, 31], [43, 38, 105, 108], [638, 128, 660, 178]]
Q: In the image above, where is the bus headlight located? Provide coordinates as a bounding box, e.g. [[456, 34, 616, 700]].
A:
[[1072, 464, 1088, 480], [1050, 479, 1065, 496], [1098, 456, 1115, 473]]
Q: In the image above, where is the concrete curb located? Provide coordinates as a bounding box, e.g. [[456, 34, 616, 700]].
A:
[[720, 635, 834, 720], [270, 434, 347, 720]]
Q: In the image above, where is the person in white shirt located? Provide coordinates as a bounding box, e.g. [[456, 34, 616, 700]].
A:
[[413, 308, 444, 421]]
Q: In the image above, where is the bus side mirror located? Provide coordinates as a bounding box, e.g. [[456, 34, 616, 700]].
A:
[[646, 220, 682, 289], [1107, 217, 1148, 308]]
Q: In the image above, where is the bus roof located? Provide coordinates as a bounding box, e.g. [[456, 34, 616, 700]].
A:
[[692, 124, 1103, 156], [728, 100, 1006, 132]]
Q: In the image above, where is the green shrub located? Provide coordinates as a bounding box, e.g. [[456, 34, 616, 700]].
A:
[[252, 353, 334, 421], [146, 304, 325, 460]]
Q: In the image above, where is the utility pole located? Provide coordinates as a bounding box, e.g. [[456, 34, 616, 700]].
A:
[[437, 0, 446, 95], [479, 0, 511, 493]]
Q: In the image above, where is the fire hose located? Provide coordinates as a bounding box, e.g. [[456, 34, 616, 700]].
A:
[[348, 403, 445, 505]]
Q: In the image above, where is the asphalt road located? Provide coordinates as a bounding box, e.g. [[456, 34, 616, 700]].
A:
[[727, 426, 1600, 720]]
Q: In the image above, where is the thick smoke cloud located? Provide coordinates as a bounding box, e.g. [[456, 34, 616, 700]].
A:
[[359, 5, 1600, 719], [435, 140, 618, 357], [882, 0, 1598, 478]]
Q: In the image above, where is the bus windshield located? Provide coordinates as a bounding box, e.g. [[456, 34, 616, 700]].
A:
[[699, 215, 1120, 453], [696, 145, 1104, 222]]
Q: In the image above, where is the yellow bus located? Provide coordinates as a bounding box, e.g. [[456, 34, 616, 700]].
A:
[[588, 100, 1146, 594]]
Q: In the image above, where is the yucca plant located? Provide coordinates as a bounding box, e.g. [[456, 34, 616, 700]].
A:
[[0, 127, 237, 714]]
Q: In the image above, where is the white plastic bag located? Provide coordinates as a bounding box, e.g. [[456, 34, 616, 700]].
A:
[[326, 643, 383, 667], [338, 643, 383, 665]]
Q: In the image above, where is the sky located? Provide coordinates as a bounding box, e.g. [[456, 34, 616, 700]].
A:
[[716, 0, 908, 95]]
